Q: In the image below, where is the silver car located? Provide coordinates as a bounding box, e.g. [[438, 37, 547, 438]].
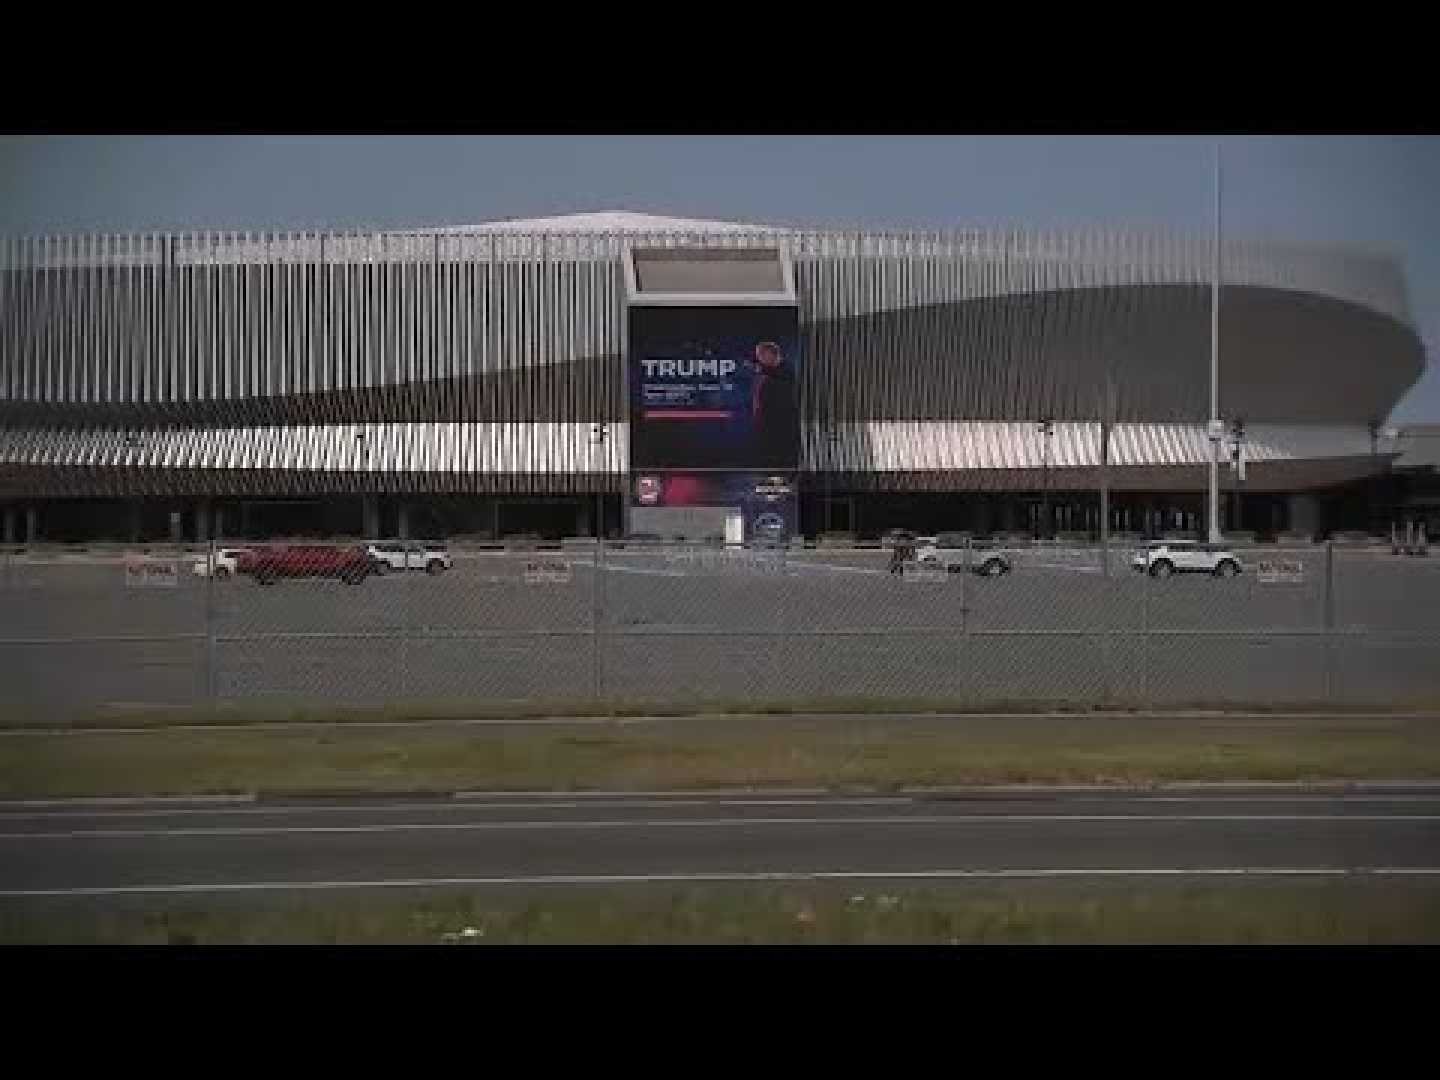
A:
[[914, 534, 1012, 577]]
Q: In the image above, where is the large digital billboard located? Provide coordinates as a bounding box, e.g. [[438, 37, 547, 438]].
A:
[[629, 306, 800, 471]]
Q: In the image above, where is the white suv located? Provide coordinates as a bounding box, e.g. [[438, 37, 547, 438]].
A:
[[1132, 541, 1242, 579], [192, 547, 250, 579], [366, 542, 453, 575]]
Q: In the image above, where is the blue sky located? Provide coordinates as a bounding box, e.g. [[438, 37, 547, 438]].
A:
[[3, 134, 1436, 421]]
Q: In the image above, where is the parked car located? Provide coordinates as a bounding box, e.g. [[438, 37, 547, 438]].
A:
[[915, 535, 1012, 577], [191, 547, 250, 579], [1131, 540, 1242, 578], [236, 545, 371, 585], [366, 542, 452, 575]]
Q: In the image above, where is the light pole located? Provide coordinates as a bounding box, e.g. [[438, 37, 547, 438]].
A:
[[1375, 424, 1400, 543], [1038, 419, 1054, 540], [355, 430, 372, 541], [1099, 360, 1116, 574], [824, 425, 842, 538], [1207, 142, 1224, 544], [1228, 418, 1246, 537], [590, 423, 608, 542], [1368, 419, 1381, 537], [122, 429, 144, 543], [589, 422, 608, 704]]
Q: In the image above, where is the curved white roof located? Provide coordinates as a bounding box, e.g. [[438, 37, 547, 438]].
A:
[[421, 211, 783, 234]]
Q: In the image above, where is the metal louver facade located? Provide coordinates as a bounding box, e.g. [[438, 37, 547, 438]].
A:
[[0, 222, 1426, 500]]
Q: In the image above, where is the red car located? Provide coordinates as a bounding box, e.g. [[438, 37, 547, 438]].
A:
[[236, 545, 372, 585]]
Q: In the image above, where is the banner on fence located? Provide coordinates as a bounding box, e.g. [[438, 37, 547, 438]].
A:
[[901, 561, 946, 583], [1257, 559, 1305, 584], [124, 557, 180, 588], [523, 559, 572, 584]]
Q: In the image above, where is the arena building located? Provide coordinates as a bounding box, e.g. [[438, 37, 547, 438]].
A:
[[0, 211, 1427, 544]]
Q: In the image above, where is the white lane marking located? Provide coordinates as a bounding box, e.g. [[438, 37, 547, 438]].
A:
[[916, 778, 1440, 789], [4, 813, 1438, 839], [1057, 796, 1440, 804], [0, 798, 912, 821], [6, 867, 1440, 897]]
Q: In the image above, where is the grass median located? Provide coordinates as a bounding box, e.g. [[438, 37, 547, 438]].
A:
[[5, 881, 1437, 944], [4, 712, 1439, 797]]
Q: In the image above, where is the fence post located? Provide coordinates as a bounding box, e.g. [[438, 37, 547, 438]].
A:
[[592, 527, 605, 707], [1324, 540, 1336, 701], [1099, 543, 1113, 706], [960, 537, 969, 636], [400, 542, 412, 707], [1140, 549, 1150, 706], [958, 537, 970, 704], [205, 537, 217, 706]]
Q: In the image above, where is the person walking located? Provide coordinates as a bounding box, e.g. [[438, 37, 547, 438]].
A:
[[889, 535, 913, 576]]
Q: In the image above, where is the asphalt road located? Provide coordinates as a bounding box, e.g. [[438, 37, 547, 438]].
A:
[[2, 548, 1436, 708], [2, 789, 1437, 906]]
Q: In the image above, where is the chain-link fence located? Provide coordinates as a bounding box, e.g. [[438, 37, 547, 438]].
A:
[[1, 539, 1436, 714]]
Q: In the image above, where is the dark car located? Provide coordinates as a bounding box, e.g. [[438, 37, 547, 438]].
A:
[[236, 544, 371, 585]]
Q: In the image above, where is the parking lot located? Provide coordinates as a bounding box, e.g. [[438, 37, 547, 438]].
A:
[[1, 545, 1437, 710]]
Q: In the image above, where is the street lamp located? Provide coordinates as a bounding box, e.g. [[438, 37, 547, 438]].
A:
[[588, 422, 609, 703], [824, 425, 842, 538], [121, 429, 145, 543], [1206, 418, 1226, 542], [355, 431, 373, 541], [1228, 418, 1246, 537], [1098, 362, 1116, 573], [1038, 419, 1055, 540], [1368, 420, 1382, 537], [590, 423, 609, 542], [1374, 424, 1401, 543]]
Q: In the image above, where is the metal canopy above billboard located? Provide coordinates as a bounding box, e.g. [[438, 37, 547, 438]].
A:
[[624, 246, 797, 307]]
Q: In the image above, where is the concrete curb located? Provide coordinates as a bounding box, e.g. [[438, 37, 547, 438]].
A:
[[0, 794, 257, 808], [452, 787, 833, 799], [3, 710, 1438, 735], [220, 779, 1440, 801], [9, 782, 1440, 808], [898, 781, 1440, 795]]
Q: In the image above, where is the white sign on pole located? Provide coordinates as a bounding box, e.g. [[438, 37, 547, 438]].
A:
[[1257, 559, 1304, 584], [901, 561, 946, 583], [125, 557, 180, 588], [523, 559, 572, 584]]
